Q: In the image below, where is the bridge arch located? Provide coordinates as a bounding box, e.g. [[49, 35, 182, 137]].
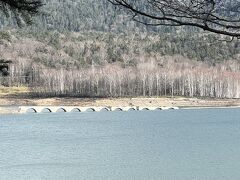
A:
[[26, 108, 37, 113], [71, 108, 81, 112], [56, 108, 67, 113], [113, 108, 123, 111], [141, 108, 150, 111], [155, 108, 162, 110], [41, 108, 52, 113], [100, 108, 109, 112], [128, 108, 136, 111], [85, 108, 96, 112]]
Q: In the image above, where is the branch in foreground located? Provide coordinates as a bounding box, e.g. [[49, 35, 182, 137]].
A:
[[108, 0, 240, 38]]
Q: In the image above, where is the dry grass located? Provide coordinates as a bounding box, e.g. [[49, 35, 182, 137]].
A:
[[0, 87, 239, 108], [0, 86, 30, 97]]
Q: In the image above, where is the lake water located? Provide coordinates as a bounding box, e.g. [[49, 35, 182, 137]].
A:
[[0, 108, 240, 180]]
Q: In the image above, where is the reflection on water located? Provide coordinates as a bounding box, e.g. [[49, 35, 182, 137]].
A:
[[0, 108, 240, 180]]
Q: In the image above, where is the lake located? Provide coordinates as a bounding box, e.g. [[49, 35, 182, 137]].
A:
[[0, 108, 240, 180]]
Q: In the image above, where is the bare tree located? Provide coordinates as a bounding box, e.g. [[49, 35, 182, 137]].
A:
[[108, 0, 240, 38], [0, 0, 43, 25]]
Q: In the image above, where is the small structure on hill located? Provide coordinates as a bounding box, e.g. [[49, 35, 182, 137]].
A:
[[0, 59, 12, 76]]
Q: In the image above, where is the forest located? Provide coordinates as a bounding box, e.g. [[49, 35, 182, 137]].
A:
[[0, 0, 240, 98]]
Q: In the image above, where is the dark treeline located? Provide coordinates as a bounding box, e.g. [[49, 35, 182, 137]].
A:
[[1, 0, 237, 34], [0, 0, 197, 34], [0, 0, 143, 32]]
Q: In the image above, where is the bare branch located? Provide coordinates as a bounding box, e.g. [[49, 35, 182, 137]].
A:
[[108, 0, 240, 38]]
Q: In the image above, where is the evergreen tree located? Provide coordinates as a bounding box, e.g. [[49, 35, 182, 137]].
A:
[[0, 0, 43, 26]]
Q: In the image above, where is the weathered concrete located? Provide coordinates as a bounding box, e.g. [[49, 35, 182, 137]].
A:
[[19, 106, 111, 113], [111, 107, 137, 111], [18, 106, 179, 114]]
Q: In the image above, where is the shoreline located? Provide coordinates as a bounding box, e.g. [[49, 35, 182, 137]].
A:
[[1, 96, 240, 106], [1, 105, 240, 115], [0, 96, 240, 114]]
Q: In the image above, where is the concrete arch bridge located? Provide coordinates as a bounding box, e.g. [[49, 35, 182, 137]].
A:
[[19, 106, 179, 114]]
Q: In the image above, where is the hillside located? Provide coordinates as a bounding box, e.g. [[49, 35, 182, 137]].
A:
[[1, 0, 239, 34], [0, 1, 239, 99], [0, 0, 144, 32], [0, 30, 239, 99], [1, 30, 239, 69]]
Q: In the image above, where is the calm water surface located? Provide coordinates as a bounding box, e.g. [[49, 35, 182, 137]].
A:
[[0, 108, 240, 180]]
